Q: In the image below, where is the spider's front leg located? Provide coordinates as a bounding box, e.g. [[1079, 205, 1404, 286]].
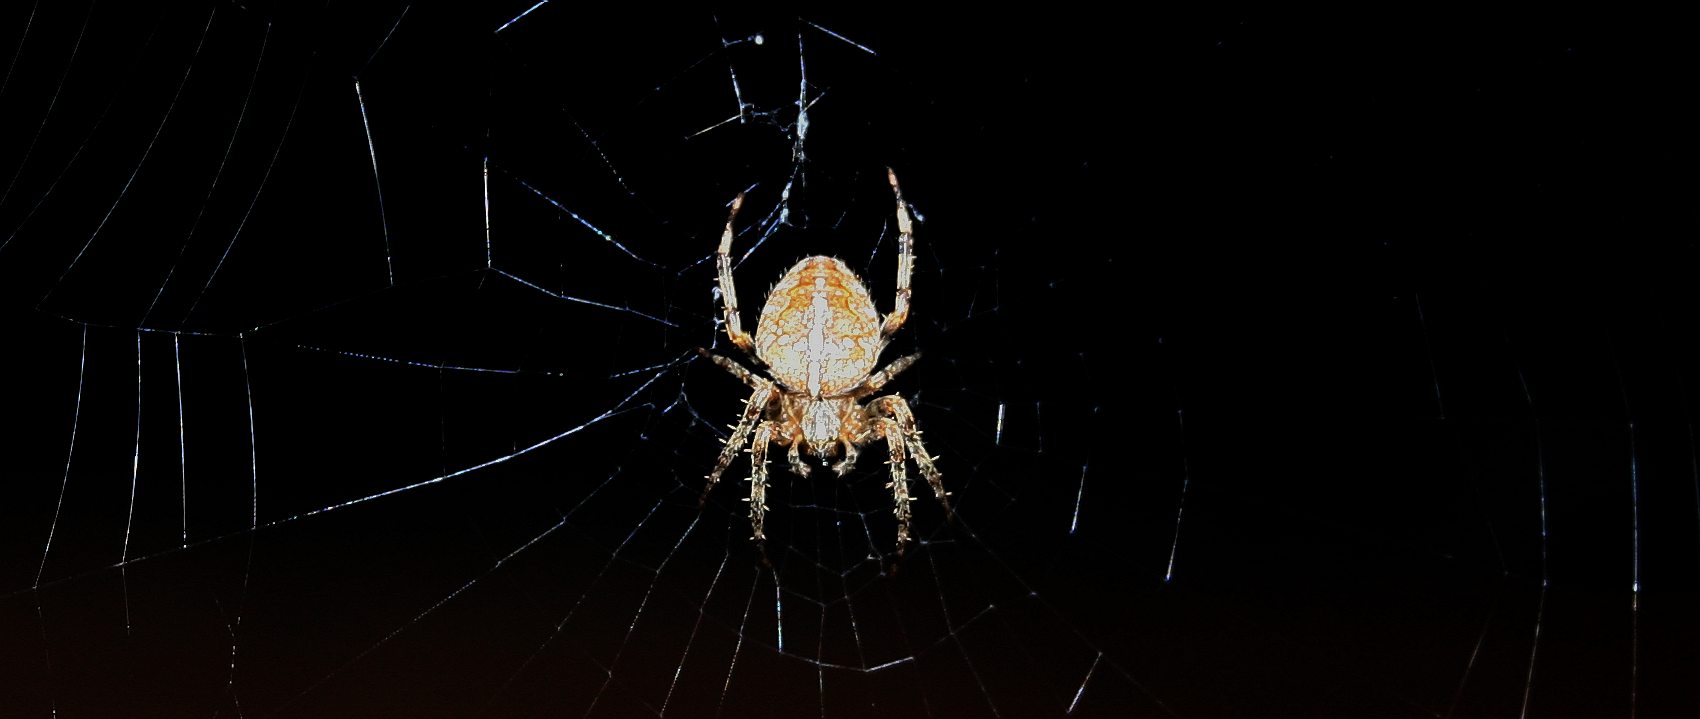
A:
[[874, 417, 915, 553], [747, 421, 778, 542], [871, 395, 950, 518], [704, 380, 776, 505]]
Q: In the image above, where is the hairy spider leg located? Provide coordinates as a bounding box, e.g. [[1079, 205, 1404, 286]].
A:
[[704, 380, 775, 504], [716, 193, 756, 353], [874, 416, 914, 552], [873, 395, 950, 518], [853, 352, 921, 398], [697, 348, 764, 390], [747, 421, 777, 541], [881, 168, 915, 340]]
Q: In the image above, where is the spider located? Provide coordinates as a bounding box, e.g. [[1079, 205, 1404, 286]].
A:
[[699, 168, 949, 556]]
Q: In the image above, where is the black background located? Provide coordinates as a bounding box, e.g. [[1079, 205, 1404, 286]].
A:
[[1, 4, 1695, 718]]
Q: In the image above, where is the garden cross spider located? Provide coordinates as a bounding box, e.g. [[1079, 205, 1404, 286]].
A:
[[700, 169, 950, 555]]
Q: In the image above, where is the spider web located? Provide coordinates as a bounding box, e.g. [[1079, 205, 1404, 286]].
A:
[[1, 5, 1695, 719]]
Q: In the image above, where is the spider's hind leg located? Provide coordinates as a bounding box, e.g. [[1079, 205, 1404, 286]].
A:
[[715, 193, 757, 353], [881, 169, 916, 340]]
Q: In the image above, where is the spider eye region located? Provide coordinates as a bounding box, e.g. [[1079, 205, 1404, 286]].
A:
[[802, 399, 842, 452]]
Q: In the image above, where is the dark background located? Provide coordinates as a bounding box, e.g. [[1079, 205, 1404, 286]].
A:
[[1, 4, 1695, 718]]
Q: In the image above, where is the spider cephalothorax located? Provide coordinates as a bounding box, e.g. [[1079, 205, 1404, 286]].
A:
[[700, 169, 949, 555]]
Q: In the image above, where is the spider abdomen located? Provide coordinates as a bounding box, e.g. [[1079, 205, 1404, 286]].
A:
[[754, 256, 884, 397]]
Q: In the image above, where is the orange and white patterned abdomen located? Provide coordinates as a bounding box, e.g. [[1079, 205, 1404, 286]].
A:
[[754, 256, 884, 397]]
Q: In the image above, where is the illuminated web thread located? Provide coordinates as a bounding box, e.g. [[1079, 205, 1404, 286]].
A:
[[3, 11, 1157, 719], [12, 337, 688, 600]]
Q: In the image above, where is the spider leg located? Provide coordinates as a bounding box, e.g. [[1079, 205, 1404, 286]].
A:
[[696, 347, 764, 390], [716, 193, 756, 354], [853, 352, 921, 398], [880, 168, 915, 340], [872, 394, 950, 518], [747, 420, 778, 542], [875, 417, 913, 554], [703, 380, 775, 505]]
